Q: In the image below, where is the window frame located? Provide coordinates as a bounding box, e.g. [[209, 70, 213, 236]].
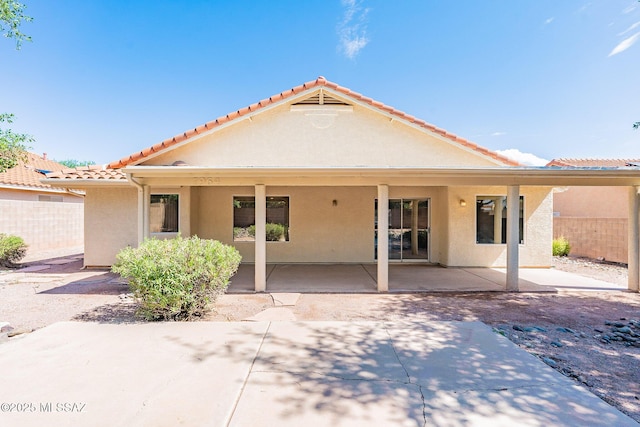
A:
[[149, 193, 180, 236], [232, 195, 290, 243], [475, 195, 524, 245]]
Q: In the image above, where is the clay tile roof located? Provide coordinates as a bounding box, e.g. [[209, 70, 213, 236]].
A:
[[0, 152, 73, 189], [103, 77, 520, 169], [546, 158, 640, 168], [45, 164, 127, 181]]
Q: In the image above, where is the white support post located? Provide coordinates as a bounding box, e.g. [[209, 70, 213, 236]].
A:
[[136, 186, 144, 246], [255, 184, 266, 292], [628, 186, 639, 292], [377, 185, 389, 292], [506, 185, 520, 292], [142, 185, 150, 240]]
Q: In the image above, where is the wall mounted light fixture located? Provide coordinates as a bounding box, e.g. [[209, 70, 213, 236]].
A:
[[332, 199, 338, 207], [459, 199, 467, 207]]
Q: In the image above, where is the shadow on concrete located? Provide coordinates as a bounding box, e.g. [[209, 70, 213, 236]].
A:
[[163, 321, 634, 426]]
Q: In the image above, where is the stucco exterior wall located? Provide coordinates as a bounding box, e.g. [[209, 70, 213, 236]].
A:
[[195, 186, 447, 264], [553, 186, 628, 218], [84, 187, 138, 266], [444, 186, 553, 267], [146, 102, 501, 169], [0, 199, 83, 254]]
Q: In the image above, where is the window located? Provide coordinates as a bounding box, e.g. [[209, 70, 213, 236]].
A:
[[150, 194, 179, 233], [233, 196, 289, 242], [476, 196, 523, 244]]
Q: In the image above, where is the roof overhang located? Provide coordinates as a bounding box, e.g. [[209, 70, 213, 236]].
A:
[[108, 165, 640, 188]]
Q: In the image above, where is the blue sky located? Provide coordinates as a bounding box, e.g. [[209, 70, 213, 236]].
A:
[[1, 0, 639, 166]]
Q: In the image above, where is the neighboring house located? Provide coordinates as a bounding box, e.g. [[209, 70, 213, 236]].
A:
[[44, 77, 640, 292], [0, 152, 84, 256], [547, 158, 640, 264]]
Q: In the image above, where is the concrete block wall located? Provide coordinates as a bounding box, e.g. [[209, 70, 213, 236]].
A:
[[553, 217, 627, 264], [0, 199, 83, 255]]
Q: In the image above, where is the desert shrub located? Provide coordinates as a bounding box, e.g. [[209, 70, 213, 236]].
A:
[[265, 223, 287, 241], [112, 236, 241, 321], [0, 234, 27, 268], [552, 237, 571, 257]]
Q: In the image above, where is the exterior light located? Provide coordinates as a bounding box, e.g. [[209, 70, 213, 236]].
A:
[[459, 199, 467, 207]]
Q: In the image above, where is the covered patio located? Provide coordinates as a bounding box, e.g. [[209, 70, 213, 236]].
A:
[[226, 264, 626, 293]]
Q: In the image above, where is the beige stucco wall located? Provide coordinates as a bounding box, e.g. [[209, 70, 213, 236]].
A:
[[146, 102, 502, 169], [81, 183, 552, 268], [553, 186, 628, 218], [84, 187, 138, 266], [193, 184, 481, 266], [0, 199, 83, 254], [444, 186, 553, 267]]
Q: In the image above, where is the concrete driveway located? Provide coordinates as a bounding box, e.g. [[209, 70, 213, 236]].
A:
[[0, 321, 635, 427]]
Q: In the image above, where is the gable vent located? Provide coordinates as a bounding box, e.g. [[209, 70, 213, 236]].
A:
[[294, 93, 350, 106]]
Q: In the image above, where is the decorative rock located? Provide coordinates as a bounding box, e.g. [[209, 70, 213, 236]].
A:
[[615, 326, 633, 334], [542, 357, 557, 367], [594, 328, 604, 333], [556, 327, 576, 334], [551, 341, 564, 348]]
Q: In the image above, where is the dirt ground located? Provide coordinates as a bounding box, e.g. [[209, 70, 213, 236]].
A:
[[1, 255, 639, 422]]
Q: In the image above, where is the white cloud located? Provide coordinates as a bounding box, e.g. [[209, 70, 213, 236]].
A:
[[623, 4, 637, 14], [491, 131, 507, 137], [609, 31, 640, 56], [496, 149, 549, 167], [337, 0, 370, 59], [544, 17, 555, 25], [619, 20, 640, 36]]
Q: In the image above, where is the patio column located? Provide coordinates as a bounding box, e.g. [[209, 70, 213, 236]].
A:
[[255, 184, 266, 292], [377, 184, 389, 292], [506, 185, 520, 292], [628, 186, 640, 292], [142, 185, 150, 240]]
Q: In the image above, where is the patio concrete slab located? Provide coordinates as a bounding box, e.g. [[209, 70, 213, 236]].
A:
[[228, 263, 626, 293], [266, 264, 377, 293], [0, 321, 635, 427]]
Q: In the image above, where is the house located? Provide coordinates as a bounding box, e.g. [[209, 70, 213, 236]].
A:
[[0, 152, 84, 256], [44, 77, 640, 292], [547, 158, 640, 264]]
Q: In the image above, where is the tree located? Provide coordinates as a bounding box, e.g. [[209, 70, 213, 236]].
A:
[[634, 122, 639, 130], [0, 113, 32, 172], [56, 159, 96, 168], [0, 0, 32, 49], [1, 1, 33, 172]]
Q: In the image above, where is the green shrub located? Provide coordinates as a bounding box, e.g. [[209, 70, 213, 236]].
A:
[[265, 223, 287, 241], [552, 237, 571, 257], [0, 234, 27, 268], [112, 236, 241, 321]]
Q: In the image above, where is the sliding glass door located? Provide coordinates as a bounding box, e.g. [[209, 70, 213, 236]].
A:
[[376, 199, 430, 261]]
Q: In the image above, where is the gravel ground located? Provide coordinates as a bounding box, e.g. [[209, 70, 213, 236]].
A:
[[1, 255, 639, 422]]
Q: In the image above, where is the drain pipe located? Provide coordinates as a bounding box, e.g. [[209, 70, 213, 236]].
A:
[[126, 173, 148, 245]]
